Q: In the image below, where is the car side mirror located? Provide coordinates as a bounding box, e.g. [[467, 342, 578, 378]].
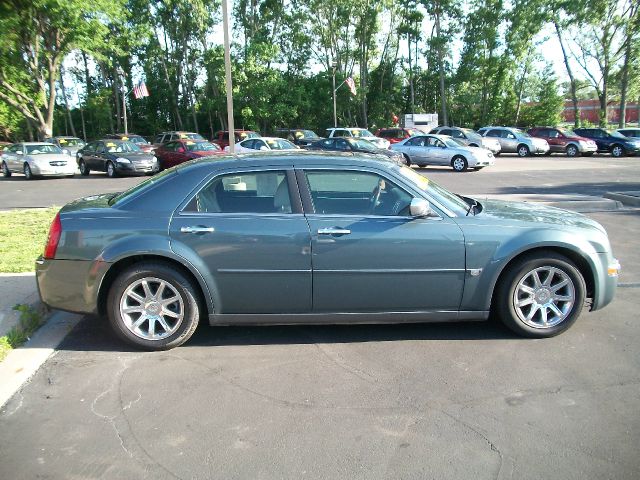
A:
[[16, 150, 23, 155], [62, 149, 70, 155], [259, 146, 269, 151], [410, 198, 434, 217]]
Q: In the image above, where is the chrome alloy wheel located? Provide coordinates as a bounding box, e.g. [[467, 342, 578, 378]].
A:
[[513, 266, 575, 329], [119, 277, 184, 340]]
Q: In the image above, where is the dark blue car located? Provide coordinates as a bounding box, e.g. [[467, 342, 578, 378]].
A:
[[573, 128, 640, 157]]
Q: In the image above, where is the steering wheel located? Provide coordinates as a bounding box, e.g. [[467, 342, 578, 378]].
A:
[[369, 179, 384, 214]]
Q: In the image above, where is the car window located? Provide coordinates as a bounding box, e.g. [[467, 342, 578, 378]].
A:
[[241, 139, 255, 149], [333, 130, 347, 137], [154, 135, 163, 144], [405, 136, 425, 146], [503, 131, 516, 139], [304, 170, 413, 216], [321, 139, 334, 148], [426, 137, 445, 147], [187, 171, 292, 214], [164, 142, 177, 151], [439, 129, 452, 136], [486, 129, 502, 138], [451, 130, 465, 139], [6, 145, 19, 153], [335, 139, 350, 151], [265, 138, 296, 150]]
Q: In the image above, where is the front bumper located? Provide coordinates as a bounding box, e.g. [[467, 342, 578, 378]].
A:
[[578, 143, 598, 153], [115, 160, 159, 175], [591, 253, 619, 311], [470, 155, 495, 167], [532, 143, 550, 154], [30, 162, 76, 176]]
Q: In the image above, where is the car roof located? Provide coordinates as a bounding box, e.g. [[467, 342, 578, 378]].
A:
[[53, 136, 81, 139], [21, 142, 57, 145]]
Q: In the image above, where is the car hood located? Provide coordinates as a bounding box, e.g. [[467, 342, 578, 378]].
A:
[[27, 154, 72, 162], [114, 152, 156, 161], [476, 199, 606, 234]]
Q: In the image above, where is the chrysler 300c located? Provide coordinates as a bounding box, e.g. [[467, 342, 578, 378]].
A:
[[36, 153, 619, 350]]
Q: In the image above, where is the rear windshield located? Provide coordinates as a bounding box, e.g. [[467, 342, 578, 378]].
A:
[[56, 138, 85, 146], [185, 141, 220, 152], [109, 169, 177, 206]]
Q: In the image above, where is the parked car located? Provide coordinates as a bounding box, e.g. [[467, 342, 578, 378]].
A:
[[306, 137, 406, 165], [153, 131, 205, 148], [390, 134, 494, 171], [374, 127, 422, 144], [326, 127, 390, 149], [573, 128, 640, 157], [43, 136, 86, 157], [616, 128, 640, 138], [36, 152, 619, 350], [1, 142, 76, 179], [274, 128, 322, 147], [155, 140, 223, 169], [430, 126, 502, 154], [527, 127, 598, 157], [211, 130, 260, 150], [477, 127, 549, 156], [76, 140, 159, 177], [105, 133, 155, 153], [225, 137, 299, 153]]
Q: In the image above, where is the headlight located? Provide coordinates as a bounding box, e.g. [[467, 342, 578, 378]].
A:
[[116, 157, 131, 164]]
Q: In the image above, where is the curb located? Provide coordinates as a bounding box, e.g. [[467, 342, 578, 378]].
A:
[[0, 310, 83, 410], [603, 192, 640, 208]]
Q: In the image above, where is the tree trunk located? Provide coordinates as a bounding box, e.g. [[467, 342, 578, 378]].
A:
[[618, 23, 634, 127], [435, 12, 448, 125], [554, 22, 579, 127], [59, 65, 77, 137], [408, 35, 415, 112]]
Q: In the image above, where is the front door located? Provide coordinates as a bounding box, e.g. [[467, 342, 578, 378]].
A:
[[170, 168, 312, 314], [301, 168, 466, 313]]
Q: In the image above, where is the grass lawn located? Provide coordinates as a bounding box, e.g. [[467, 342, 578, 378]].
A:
[[0, 207, 58, 273]]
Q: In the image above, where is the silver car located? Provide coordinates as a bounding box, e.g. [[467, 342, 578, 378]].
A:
[[1, 142, 76, 179], [44, 136, 86, 157], [477, 126, 549, 156], [390, 134, 495, 171], [430, 126, 502, 154]]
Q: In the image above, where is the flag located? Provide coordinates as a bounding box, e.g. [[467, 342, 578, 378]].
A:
[[345, 77, 357, 96], [133, 81, 149, 99]]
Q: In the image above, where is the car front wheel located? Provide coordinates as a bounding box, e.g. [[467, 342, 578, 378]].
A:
[[451, 156, 468, 172], [2, 161, 11, 177], [79, 160, 90, 176], [517, 145, 530, 157], [23, 163, 33, 180], [611, 145, 625, 157], [106, 161, 117, 178], [495, 252, 586, 338], [107, 262, 201, 350], [566, 145, 578, 157]]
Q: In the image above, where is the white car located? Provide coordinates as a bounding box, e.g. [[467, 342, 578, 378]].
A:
[[390, 134, 495, 171], [326, 127, 390, 149], [224, 137, 299, 153], [1, 142, 76, 179]]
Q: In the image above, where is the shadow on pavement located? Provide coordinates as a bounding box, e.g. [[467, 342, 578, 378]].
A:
[[57, 314, 517, 353], [493, 181, 640, 196]]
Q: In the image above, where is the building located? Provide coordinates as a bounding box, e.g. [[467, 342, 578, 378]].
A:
[[562, 99, 639, 124]]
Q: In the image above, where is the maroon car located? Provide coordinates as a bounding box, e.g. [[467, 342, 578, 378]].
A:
[[527, 127, 597, 157], [154, 139, 223, 169]]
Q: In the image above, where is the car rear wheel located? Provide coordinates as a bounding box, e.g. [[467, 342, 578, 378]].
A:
[[566, 145, 578, 157], [23, 163, 33, 180], [106, 161, 117, 178], [495, 252, 586, 338], [611, 145, 625, 157], [403, 154, 411, 166], [79, 160, 90, 176], [451, 156, 468, 172], [517, 145, 530, 157], [2, 161, 11, 177], [107, 262, 201, 350]]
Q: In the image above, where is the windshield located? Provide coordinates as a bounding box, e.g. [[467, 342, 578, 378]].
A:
[[511, 128, 530, 138], [26, 144, 63, 155], [237, 131, 260, 140], [109, 169, 177, 206], [557, 128, 578, 137], [56, 138, 85, 147], [349, 129, 374, 138], [443, 137, 463, 148], [462, 129, 482, 140], [350, 139, 378, 151], [265, 138, 296, 150], [104, 141, 141, 153], [293, 130, 319, 139], [177, 133, 205, 140], [185, 141, 220, 152], [123, 135, 148, 144], [396, 165, 470, 216], [609, 130, 627, 139], [406, 129, 420, 137]]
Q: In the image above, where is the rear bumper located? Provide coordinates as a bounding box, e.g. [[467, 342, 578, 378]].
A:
[[36, 257, 110, 315]]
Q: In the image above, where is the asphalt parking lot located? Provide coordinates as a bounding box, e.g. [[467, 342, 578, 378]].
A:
[[1, 153, 639, 479]]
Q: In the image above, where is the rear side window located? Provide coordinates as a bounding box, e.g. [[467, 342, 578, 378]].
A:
[[155, 135, 163, 143], [186, 171, 292, 214], [486, 129, 501, 137]]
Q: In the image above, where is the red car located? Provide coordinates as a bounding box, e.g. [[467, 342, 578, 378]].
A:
[[154, 139, 223, 169], [527, 127, 597, 157], [212, 130, 260, 149], [374, 127, 422, 144]]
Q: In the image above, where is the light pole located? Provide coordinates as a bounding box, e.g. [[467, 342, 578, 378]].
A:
[[222, 0, 235, 153], [116, 67, 128, 135], [332, 60, 337, 128]]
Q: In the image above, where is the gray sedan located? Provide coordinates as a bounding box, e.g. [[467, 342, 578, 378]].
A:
[[390, 134, 495, 171], [36, 153, 619, 350], [430, 126, 502, 154], [477, 126, 550, 156], [1, 142, 76, 179]]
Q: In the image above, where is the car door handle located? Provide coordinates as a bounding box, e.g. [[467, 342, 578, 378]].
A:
[[318, 227, 351, 236], [181, 226, 215, 234]]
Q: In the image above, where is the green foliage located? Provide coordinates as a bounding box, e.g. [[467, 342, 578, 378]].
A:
[[0, 304, 46, 362]]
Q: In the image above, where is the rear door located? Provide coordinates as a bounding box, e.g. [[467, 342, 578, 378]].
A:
[[300, 167, 466, 313], [170, 167, 312, 315]]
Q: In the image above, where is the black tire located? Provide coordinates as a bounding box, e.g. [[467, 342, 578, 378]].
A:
[[582, 152, 594, 157], [451, 155, 468, 172], [107, 262, 202, 350], [79, 160, 90, 176], [544, 151, 552, 156], [566, 144, 579, 157], [403, 154, 411, 166], [106, 161, 117, 178], [611, 144, 625, 158], [23, 163, 33, 180], [517, 144, 530, 157], [494, 251, 586, 338], [2, 161, 11, 177], [469, 143, 479, 148]]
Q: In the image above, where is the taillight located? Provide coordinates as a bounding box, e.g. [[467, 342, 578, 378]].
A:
[[44, 212, 62, 259]]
